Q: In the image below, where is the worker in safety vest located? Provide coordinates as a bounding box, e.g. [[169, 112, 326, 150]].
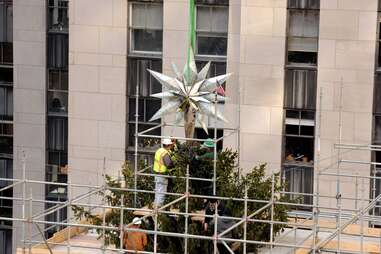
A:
[[153, 138, 174, 207]]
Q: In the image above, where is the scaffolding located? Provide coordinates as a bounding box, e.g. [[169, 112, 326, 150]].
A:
[[2, 86, 381, 254], [2, 142, 381, 253]]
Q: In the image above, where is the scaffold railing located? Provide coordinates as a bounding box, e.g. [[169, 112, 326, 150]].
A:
[[1, 141, 381, 254]]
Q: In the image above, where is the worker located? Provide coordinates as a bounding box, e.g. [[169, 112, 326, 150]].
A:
[[153, 138, 175, 207], [197, 138, 216, 160], [123, 217, 148, 253], [193, 138, 216, 195], [203, 198, 234, 254]]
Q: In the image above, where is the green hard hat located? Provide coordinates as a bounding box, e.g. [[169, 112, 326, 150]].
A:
[[202, 138, 215, 148]]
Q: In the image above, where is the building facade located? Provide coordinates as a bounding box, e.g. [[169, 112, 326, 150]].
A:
[[2, 0, 381, 253]]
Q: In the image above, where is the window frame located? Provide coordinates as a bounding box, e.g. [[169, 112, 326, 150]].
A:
[[47, 116, 68, 152], [195, 4, 228, 58], [128, 2, 163, 56], [47, 33, 69, 69], [287, 0, 320, 9], [47, 0, 69, 33], [0, 84, 12, 121], [127, 57, 162, 149], [284, 68, 317, 110], [286, 8, 320, 67]]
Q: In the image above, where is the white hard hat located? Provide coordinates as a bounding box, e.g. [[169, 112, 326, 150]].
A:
[[132, 217, 142, 225], [162, 138, 173, 145]]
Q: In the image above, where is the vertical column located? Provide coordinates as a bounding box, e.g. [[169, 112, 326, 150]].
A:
[[317, 0, 377, 209], [69, 0, 127, 198], [162, 0, 189, 137], [227, 0, 287, 173], [13, 0, 46, 250]]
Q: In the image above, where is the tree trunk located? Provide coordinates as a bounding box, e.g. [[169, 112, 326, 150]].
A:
[[184, 105, 195, 139]]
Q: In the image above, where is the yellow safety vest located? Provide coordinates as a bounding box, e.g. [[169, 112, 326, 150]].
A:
[[153, 148, 169, 173]]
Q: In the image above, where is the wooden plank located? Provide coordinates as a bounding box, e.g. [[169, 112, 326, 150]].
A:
[[322, 240, 380, 254], [34, 209, 112, 249], [289, 218, 381, 237]]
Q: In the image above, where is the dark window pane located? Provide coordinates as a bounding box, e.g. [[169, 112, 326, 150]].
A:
[[128, 98, 144, 122], [47, 117, 68, 151], [49, 70, 68, 91], [288, 51, 317, 65], [47, 150, 67, 166], [285, 136, 314, 162], [0, 136, 12, 155], [283, 165, 313, 207], [48, 34, 68, 69], [0, 123, 12, 136], [197, 36, 227, 56], [128, 58, 162, 96], [0, 158, 12, 184], [374, 116, 381, 144], [48, 0, 69, 31], [288, 0, 320, 9], [128, 123, 161, 147], [286, 110, 300, 119], [196, 61, 227, 78], [0, 2, 13, 42], [0, 67, 12, 84], [300, 125, 314, 136], [0, 42, 12, 64], [132, 29, 162, 52], [48, 91, 68, 115], [284, 69, 317, 110], [378, 41, 381, 68], [146, 99, 161, 122], [375, 75, 381, 114], [195, 0, 229, 5], [301, 110, 315, 120], [0, 86, 12, 120], [195, 128, 224, 151], [285, 124, 299, 135]]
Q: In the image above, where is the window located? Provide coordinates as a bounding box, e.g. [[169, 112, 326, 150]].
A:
[[287, 9, 319, 65], [284, 110, 315, 163], [128, 59, 161, 96], [127, 58, 162, 149], [196, 5, 228, 56], [0, 229, 11, 254], [0, 85, 12, 121], [47, 150, 67, 167], [196, 0, 229, 5], [0, 158, 12, 187], [284, 164, 313, 206], [0, 0, 12, 65], [0, 137, 11, 156], [128, 123, 161, 148], [129, 2, 163, 53], [288, 0, 320, 9], [377, 15, 381, 68], [48, 0, 68, 32], [48, 34, 68, 69], [195, 128, 224, 151], [0, 123, 11, 137], [48, 92, 68, 115], [196, 61, 226, 78], [284, 69, 317, 109], [49, 70, 68, 91], [47, 117, 67, 151], [0, 68, 12, 84], [45, 198, 67, 238]]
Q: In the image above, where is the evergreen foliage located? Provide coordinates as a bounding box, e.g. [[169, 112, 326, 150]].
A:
[[72, 143, 290, 253]]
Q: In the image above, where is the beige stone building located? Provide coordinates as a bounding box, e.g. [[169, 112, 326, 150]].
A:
[[1, 0, 381, 253]]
